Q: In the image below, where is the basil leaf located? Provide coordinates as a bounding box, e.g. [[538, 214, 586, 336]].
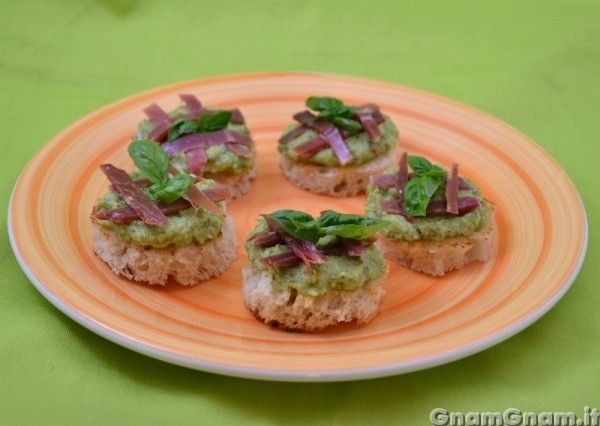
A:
[[319, 210, 389, 240], [306, 96, 344, 112], [332, 116, 362, 132], [168, 118, 198, 141], [408, 155, 446, 177], [403, 175, 443, 216], [128, 140, 169, 186], [196, 111, 232, 132], [167, 111, 232, 141], [148, 173, 194, 204], [267, 210, 321, 242]]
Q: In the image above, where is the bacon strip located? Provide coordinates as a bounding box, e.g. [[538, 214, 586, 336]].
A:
[[260, 251, 303, 268], [426, 197, 480, 217], [292, 135, 329, 157], [446, 163, 459, 215], [186, 147, 208, 176], [262, 215, 328, 271], [99, 164, 168, 225], [247, 231, 285, 247], [179, 94, 203, 120]]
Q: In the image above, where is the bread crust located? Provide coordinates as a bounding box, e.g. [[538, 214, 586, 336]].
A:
[[93, 216, 237, 286], [242, 264, 388, 332], [376, 221, 495, 276], [207, 163, 257, 199], [279, 147, 398, 197]]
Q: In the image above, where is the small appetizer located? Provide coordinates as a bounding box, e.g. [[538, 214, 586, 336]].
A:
[[91, 140, 237, 286], [366, 153, 495, 276], [243, 209, 390, 332], [135, 94, 257, 198], [278, 96, 399, 197]]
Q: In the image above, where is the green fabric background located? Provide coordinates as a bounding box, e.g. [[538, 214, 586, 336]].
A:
[[1, 1, 598, 424]]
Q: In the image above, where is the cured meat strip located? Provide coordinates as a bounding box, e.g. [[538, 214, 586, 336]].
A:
[[446, 163, 459, 215], [341, 238, 366, 257], [260, 250, 303, 268], [143, 103, 173, 142], [262, 215, 328, 271], [94, 185, 229, 224], [369, 174, 397, 189], [378, 200, 416, 223], [292, 135, 329, 157], [279, 125, 309, 144], [354, 109, 382, 142], [247, 231, 285, 247], [230, 108, 245, 124], [99, 164, 168, 225], [225, 142, 253, 158], [426, 197, 480, 217], [163, 130, 251, 156], [95, 198, 190, 224], [312, 121, 353, 165], [179, 94, 203, 120], [294, 110, 353, 164], [186, 147, 207, 176]]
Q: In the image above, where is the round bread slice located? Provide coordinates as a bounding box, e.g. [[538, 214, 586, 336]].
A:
[[279, 147, 398, 198], [207, 163, 257, 199], [242, 264, 388, 332], [376, 221, 495, 276], [93, 216, 237, 286]]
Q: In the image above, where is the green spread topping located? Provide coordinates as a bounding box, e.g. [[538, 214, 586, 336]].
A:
[[128, 140, 194, 203], [94, 179, 224, 248], [136, 106, 254, 176], [279, 117, 398, 167], [366, 156, 493, 241], [245, 210, 389, 296]]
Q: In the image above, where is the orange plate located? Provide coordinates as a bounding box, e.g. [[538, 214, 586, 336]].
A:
[[8, 72, 587, 381]]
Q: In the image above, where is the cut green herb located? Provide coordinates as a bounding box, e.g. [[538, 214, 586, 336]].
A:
[[402, 155, 447, 216], [128, 140, 194, 203], [265, 209, 389, 243], [306, 96, 362, 133], [167, 110, 232, 141]]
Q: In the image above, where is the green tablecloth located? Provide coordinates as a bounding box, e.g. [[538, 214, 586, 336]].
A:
[[1, 1, 597, 424]]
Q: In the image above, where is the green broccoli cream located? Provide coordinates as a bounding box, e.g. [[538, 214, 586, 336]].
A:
[[94, 179, 223, 248], [245, 216, 388, 297]]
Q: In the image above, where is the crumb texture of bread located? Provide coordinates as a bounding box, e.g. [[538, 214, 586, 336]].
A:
[[209, 163, 257, 199], [279, 147, 397, 198], [93, 216, 237, 286], [376, 222, 495, 276], [242, 264, 387, 332]]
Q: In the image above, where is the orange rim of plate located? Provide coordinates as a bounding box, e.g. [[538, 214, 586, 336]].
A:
[[8, 72, 588, 381]]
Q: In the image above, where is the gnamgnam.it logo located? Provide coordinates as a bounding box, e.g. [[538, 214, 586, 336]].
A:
[[429, 406, 600, 426]]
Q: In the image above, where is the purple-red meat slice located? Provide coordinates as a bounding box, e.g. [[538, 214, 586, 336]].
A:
[[99, 164, 168, 225], [179, 94, 203, 120], [446, 163, 459, 215], [260, 251, 303, 268], [186, 147, 208, 176], [292, 135, 329, 157]]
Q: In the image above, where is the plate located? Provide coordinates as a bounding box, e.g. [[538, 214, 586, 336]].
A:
[[8, 72, 587, 382]]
